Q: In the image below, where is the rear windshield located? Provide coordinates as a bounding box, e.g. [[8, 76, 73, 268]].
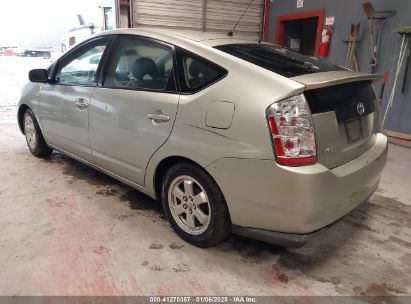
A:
[[214, 43, 344, 78]]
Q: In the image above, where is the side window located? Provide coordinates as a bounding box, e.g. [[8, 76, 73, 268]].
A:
[[55, 38, 109, 86], [104, 37, 174, 91], [178, 49, 227, 93]]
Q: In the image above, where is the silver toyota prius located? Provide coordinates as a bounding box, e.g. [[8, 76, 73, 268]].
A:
[[17, 28, 388, 247]]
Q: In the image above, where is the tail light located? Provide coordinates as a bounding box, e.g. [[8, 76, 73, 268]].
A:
[[266, 94, 317, 166]]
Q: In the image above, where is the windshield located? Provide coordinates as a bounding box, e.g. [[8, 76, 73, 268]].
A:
[[214, 43, 344, 78]]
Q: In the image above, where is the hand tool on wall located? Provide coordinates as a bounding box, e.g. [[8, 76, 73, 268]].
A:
[[362, 2, 396, 73], [344, 23, 360, 71], [382, 30, 409, 128], [379, 70, 388, 102], [402, 43, 411, 93], [395, 27, 411, 93]]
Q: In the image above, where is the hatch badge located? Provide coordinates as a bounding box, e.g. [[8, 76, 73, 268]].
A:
[[357, 102, 365, 115]]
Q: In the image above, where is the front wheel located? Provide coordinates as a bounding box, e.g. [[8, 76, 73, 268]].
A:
[[161, 163, 231, 247], [23, 109, 52, 157]]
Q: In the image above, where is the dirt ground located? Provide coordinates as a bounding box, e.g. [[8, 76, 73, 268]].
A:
[[0, 56, 410, 298]]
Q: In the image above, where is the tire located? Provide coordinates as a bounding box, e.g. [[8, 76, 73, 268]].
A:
[[161, 162, 231, 247], [23, 109, 52, 157]]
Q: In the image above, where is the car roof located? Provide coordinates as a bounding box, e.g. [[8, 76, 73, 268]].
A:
[[95, 28, 258, 47]]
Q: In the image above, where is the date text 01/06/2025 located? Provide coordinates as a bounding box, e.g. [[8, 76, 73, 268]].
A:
[[149, 296, 257, 303]]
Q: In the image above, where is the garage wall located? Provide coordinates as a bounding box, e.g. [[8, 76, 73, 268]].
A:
[[266, 0, 411, 135], [132, 0, 264, 39]]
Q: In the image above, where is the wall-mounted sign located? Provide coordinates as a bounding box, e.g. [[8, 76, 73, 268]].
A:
[[297, 0, 304, 8], [326, 16, 335, 26]]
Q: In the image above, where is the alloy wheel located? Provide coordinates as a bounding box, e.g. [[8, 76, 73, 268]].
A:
[[24, 115, 37, 151], [168, 175, 211, 235]]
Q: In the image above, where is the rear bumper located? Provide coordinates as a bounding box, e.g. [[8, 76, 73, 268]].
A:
[[232, 190, 375, 248], [206, 133, 388, 237], [232, 225, 315, 248]]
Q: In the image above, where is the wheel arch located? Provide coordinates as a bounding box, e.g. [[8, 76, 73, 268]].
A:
[[151, 155, 229, 212], [153, 155, 233, 246], [17, 104, 30, 134], [17, 104, 46, 137], [153, 156, 207, 201]]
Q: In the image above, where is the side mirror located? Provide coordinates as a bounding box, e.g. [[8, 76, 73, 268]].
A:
[[28, 69, 48, 83]]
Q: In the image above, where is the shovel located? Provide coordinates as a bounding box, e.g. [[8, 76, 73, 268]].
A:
[[363, 2, 396, 73]]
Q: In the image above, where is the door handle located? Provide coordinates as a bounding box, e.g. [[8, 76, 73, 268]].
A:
[[74, 98, 89, 110], [147, 111, 170, 124]]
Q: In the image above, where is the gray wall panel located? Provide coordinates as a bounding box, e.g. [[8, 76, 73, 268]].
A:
[[266, 0, 411, 134]]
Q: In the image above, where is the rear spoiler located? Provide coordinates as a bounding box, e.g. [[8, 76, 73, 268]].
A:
[[291, 71, 382, 90]]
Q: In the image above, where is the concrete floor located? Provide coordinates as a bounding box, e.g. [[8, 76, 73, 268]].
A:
[[0, 57, 410, 297], [0, 120, 410, 296]]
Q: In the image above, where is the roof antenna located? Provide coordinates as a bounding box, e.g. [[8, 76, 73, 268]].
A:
[[228, 0, 255, 37]]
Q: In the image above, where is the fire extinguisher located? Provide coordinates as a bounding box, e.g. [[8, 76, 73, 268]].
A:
[[319, 26, 332, 57]]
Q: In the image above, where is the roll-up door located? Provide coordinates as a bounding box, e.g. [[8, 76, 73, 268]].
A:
[[205, 0, 263, 39], [133, 0, 203, 31], [132, 0, 264, 39]]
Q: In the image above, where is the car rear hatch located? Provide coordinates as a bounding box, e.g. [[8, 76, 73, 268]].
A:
[[292, 71, 381, 169], [214, 43, 381, 169]]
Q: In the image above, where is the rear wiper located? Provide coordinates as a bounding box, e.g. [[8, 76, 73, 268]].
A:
[[302, 61, 319, 73], [253, 49, 319, 73], [236, 48, 315, 73]]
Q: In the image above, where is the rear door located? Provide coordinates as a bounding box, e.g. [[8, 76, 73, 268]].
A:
[[39, 37, 111, 161], [89, 35, 179, 186]]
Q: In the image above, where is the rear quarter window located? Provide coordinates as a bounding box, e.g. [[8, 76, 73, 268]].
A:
[[177, 48, 227, 94], [215, 43, 344, 78]]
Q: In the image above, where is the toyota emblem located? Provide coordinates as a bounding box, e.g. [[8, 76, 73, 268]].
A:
[[357, 102, 365, 115]]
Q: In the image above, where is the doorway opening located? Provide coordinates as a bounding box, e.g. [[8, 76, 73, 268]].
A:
[[275, 9, 325, 57]]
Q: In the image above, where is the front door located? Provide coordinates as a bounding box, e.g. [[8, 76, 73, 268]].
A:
[[39, 37, 111, 161], [89, 35, 179, 186]]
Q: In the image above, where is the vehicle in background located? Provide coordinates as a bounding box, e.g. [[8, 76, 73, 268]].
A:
[[61, 14, 97, 52], [60, 0, 127, 53], [1, 47, 18, 56], [14, 49, 51, 59], [14, 48, 26, 56], [0, 47, 51, 58], [22, 49, 51, 59], [0, 46, 12, 56], [0, 47, 17, 56]]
